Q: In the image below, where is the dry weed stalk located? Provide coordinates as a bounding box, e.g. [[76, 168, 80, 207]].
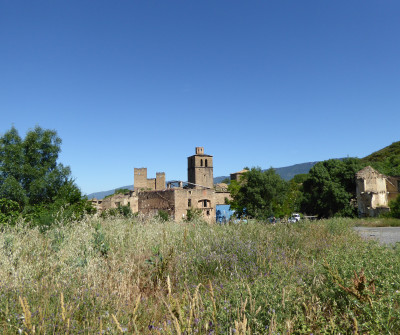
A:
[[19, 296, 34, 334], [324, 260, 376, 307], [208, 279, 218, 333], [112, 314, 125, 333]]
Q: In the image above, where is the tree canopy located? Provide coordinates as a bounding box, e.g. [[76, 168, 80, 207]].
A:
[[228, 167, 288, 219], [300, 158, 363, 218], [0, 126, 92, 225]]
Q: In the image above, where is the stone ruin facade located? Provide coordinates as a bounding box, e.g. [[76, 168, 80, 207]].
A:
[[356, 166, 400, 217], [91, 147, 231, 222], [230, 169, 249, 182]]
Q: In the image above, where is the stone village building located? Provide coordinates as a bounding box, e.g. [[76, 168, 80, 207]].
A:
[[356, 166, 400, 217], [91, 147, 231, 222]]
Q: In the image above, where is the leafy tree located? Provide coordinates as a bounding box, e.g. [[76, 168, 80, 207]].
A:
[[389, 195, 400, 219], [369, 156, 400, 177], [228, 167, 288, 219], [0, 175, 28, 206], [301, 158, 363, 218], [0, 126, 24, 184], [220, 177, 230, 184], [276, 174, 310, 217], [0, 126, 91, 225], [0, 198, 21, 225]]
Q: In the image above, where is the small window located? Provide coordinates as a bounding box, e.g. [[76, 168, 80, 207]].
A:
[[188, 199, 192, 207], [205, 159, 208, 167], [203, 200, 207, 207], [201, 159, 203, 167], [206, 210, 210, 216]]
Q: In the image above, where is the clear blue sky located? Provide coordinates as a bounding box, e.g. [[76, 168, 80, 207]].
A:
[[1, 1, 399, 194]]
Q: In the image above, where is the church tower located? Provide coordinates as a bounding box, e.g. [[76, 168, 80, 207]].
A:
[[187, 147, 213, 189]]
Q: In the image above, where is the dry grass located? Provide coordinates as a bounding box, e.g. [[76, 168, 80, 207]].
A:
[[0, 215, 399, 334]]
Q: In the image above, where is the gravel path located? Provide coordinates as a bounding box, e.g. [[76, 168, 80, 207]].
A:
[[353, 227, 400, 246]]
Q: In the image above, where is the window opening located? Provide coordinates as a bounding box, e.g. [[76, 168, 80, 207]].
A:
[[188, 199, 192, 207], [201, 159, 203, 167], [205, 159, 208, 167]]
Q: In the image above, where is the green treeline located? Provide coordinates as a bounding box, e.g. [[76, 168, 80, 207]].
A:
[[0, 126, 93, 227], [229, 142, 400, 219]]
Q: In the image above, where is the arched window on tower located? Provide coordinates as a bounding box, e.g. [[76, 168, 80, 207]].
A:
[[205, 159, 208, 167], [201, 159, 203, 167]]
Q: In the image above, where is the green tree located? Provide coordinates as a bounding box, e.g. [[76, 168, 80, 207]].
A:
[[389, 195, 400, 219], [0, 126, 91, 225], [301, 158, 363, 218], [0, 198, 21, 225], [370, 156, 400, 177], [228, 167, 288, 219], [280, 177, 305, 217], [220, 177, 230, 184], [0, 126, 24, 185]]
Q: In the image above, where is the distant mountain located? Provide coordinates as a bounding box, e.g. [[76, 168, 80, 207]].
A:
[[88, 161, 319, 199], [87, 185, 133, 200], [273, 162, 319, 180], [215, 162, 319, 184]]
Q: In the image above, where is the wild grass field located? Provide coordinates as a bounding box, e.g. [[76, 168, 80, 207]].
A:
[[0, 216, 399, 334]]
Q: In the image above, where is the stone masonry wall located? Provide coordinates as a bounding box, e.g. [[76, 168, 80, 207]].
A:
[[134, 168, 148, 191], [138, 189, 175, 217]]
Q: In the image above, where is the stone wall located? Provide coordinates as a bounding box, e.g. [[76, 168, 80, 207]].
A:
[[187, 147, 214, 189], [156, 172, 166, 191], [134, 168, 166, 192], [356, 166, 400, 217], [147, 178, 156, 190], [138, 189, 175, 217], [134, 168, 148, 191], [173, 188, 231, 223], [93, 191, 138, 213]]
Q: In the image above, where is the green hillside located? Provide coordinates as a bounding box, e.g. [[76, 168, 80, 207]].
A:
[[362, 141, 400, 162], [361, 141, 400, 176]]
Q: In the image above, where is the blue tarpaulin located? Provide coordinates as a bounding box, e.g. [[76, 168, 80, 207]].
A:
[[216, 204, 235, 223]]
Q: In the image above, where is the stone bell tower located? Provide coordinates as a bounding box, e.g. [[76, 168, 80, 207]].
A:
[[187, 147, 213, 189]]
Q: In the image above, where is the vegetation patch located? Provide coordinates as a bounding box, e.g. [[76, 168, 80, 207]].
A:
[[0, 217, 399, 334]]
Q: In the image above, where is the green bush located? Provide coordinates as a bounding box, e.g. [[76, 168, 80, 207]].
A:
[[156, 210, 169, 222], [389, 194, 400, 218], [0, 198, 20, 226], [185, 207, 203, 222], [100, 205, 132, 218]]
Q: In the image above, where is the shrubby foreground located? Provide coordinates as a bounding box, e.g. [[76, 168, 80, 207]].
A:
[[0, 216, 399, 334]]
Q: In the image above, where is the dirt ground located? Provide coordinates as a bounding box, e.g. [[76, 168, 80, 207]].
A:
[[354, 227, 400, 246]]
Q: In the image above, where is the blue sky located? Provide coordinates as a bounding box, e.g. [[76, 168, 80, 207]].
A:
[[1, 1, 399, 194]]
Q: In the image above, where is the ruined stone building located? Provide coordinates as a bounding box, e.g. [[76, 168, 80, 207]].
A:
[[230, 169, 249, 182], [91, 147, 231, 222], [356, 166, 400, 217]]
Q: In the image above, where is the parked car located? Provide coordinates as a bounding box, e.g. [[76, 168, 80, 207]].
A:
[[289, 213, 301, 223]]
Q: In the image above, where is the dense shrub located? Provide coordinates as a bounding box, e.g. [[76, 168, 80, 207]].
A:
[[389, 194, 400, 219]]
